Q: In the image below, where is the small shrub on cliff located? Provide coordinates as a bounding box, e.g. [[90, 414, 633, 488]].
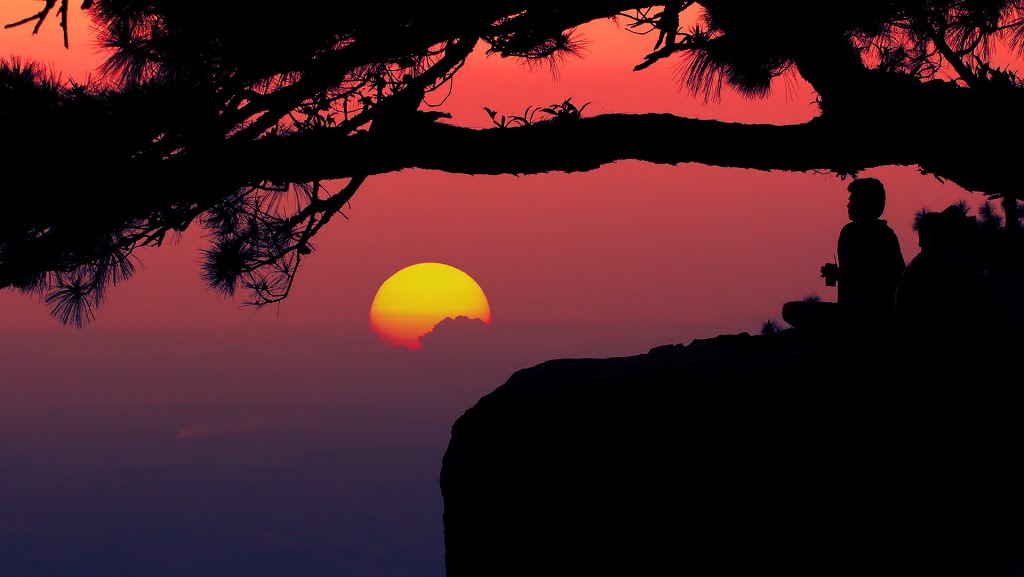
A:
[[761, 319, 783, 336]]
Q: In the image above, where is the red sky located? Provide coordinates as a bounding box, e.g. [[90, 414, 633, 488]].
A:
[[0, 6, 990, 575], [0, 6, 974, 344]]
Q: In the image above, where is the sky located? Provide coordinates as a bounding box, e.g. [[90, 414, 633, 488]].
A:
[[0, 4, 985, 577]]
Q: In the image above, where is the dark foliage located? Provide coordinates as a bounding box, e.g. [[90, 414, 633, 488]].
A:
[[4, 1, 1024, 324]]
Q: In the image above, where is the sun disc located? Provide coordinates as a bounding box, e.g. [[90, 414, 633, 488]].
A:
[[370, 262, 491, 350]]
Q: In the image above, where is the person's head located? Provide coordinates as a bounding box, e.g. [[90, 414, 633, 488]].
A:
[[846, 177, 886, 222], [916, 205, 970, 252], [916, 211, 945, 250]]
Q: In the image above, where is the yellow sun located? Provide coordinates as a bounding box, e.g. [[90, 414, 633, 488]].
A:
[[369, 262, 491, 350]]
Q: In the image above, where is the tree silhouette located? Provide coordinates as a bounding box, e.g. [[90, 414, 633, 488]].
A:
[[4, 1, 1024, 325]]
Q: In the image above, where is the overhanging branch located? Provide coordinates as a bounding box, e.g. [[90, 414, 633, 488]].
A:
[[215, 110, 1018, 196], [236, 114, 902, 181]]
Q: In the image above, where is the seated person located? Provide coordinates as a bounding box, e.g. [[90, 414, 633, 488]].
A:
[[783, 178, 906, 334], [896, 205, 983, 338]]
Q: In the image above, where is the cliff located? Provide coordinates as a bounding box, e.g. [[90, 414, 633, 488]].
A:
[[441, 328, 1024, 577]]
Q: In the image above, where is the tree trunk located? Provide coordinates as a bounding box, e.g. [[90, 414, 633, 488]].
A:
[[1003, 194, 1019, 236], [1002, 194, 1022, 269]]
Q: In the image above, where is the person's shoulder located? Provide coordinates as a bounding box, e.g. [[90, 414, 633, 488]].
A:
[[905, 252, 931, 269], [838, 221, 860, 234], [839, 220, 882, 236], [873, 219, 900, 237]]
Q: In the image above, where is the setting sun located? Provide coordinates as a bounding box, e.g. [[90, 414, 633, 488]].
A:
[[369, 263, 491, 350]]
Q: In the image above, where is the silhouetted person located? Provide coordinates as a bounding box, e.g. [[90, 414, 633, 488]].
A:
[[783, 178, 905, 333], [896, 205, 983, 339]]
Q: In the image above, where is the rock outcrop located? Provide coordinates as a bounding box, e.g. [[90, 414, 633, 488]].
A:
[[441, 329, 1024, 577]]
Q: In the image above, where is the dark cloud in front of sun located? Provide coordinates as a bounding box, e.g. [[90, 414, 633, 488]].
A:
[[418, 315, 491, 350]]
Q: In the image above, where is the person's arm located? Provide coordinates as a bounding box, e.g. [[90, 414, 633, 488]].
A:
[[821, 261, 839, 286], [834, 224, 854, 284], [889, 228, 906, 278]]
